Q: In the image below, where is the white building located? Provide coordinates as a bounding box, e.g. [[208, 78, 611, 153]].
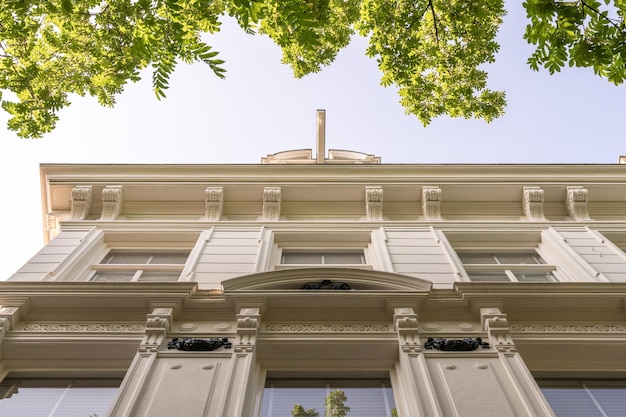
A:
[[1, 139, 626, 416]]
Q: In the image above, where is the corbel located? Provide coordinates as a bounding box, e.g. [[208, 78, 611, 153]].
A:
[[204, 186, 224, 221], [480, 307, 516, 354], [69, 185, 93, 220], [393, 307, 421, 354], [99, 185, 123, 221], [365, 186, 383, 221], [422, 186, 442, 221], [522, 186, 546, 221], [262, 187, 281, 221], [235, 307, 260, 352], [566, 186, 591, 221], [140, 307, 173, 353]]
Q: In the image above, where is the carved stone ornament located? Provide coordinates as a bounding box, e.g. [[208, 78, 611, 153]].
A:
[[167, 337, 232, 351], [21, 323, 144, 332], [424, 337, 490, 351], [365, 186, 383, 221], [99, 185, 123, 221], [394, 308, 421, 354], [235, 307, 260, 353], [302, 280, 351, 290], [204, 187, 224, 221], [262, 187, 281, 221], [69, 186, 93, 220], [566, 186, 591, 221], [422, 186, 442, 220], [522, 186, 546, 221], [265, 323, 389, 333]]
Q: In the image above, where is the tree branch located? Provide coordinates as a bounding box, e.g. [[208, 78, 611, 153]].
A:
[[428, 0, 440, 47]]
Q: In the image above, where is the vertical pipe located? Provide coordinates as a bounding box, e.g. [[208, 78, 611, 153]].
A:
[[316, 109, 326, 164]]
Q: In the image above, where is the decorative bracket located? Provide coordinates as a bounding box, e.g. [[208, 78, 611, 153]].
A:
[[481, 307, 516, 354], [422, 186, 442, 221], [140, 307, 173, 353], [204, 187, 224, 221], [365, 186, 383, 221], [235, 307, 260, 352], [99, 186, 123, 221], [394, 307, 421, 354], [567, 186, 591, 221], [69, 186, 93, 220], [523, 187, 546, 221], [262, 187, 281, 221]]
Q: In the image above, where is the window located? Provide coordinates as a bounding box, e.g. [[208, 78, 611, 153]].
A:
[[281, 251, 365, 265], [540, 380, 626, 417], [0, 379, 120, 417], [90, 251, 190, 282], [260, 377, 396, 417], [458, 252, 557, 282]]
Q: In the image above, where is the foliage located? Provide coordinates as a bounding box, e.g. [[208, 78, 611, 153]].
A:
[[324, 389, 350, 417], [524, 0, 626, 84], [1, 0, 625, 138], [291, 403, 321, 417]]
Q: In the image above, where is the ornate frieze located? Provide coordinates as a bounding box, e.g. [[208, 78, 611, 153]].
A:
[[365, 186, 383, 221], [262, 187, 281, 221], [69, 186, 93, 220], [522, 186, 546, 221], [20, 323, 144, 332], [510, 324, 626, 333], [566, 186, 591, 221], [422, 186, 442, 220], [264, 323, 389, 333], [99, 185, 123, 220], [204, 186, 224, 221]]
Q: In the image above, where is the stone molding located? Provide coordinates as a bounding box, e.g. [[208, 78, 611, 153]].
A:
[[481, 307, 516, 354], [264, 323, 390, 333], [510, 324, 626, 333], [19, 323, 145, 332], [365, 186, 383, 221], [235, 307, 260, 352], [422, 186, 442, 220], [100, 185, 123, 220], [140, 307, 173, 352], [69, 186, 93, 220], [262, 187, 281, 221], [394, 307, 421, 354], [522, 186, 546, 221], [204, 186, 224, 221], [566, 186, 591, 221]]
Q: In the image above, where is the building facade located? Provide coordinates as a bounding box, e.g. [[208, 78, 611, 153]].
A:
[[1, 154, 626, 416]]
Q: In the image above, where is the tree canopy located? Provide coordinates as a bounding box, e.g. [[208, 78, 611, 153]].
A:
[[1, 0, 625, 138]]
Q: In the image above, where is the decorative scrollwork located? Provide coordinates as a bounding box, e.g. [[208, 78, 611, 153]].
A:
[[167, 337, 232, 351], [424, 337, 490, 351]]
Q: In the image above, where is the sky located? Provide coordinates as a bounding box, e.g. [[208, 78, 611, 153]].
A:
[[0, 2, 624, 279]]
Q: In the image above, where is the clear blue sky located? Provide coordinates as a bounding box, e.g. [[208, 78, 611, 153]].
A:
[[0, 2, 624, 279]]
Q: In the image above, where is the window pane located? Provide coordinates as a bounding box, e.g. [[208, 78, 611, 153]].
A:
[[513, 272, 556, 282], [542, 388, 603, 417], [282, 253, 323, 264], [148, 253, 189, 264], [323, 253, 364, 264], [540, 381, 626, 417], [137, 271, 181, 282], [261, 379, 396, 417], [0, 383, 118, 417], [495, 253, 544, 264], [468, 272, 511, 282], [91, 271, 135, 282], [458, 254, 498, 264], [101, 252, 152, 264]]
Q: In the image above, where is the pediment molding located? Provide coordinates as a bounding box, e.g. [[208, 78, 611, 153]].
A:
[[221, 267, 433, 292]]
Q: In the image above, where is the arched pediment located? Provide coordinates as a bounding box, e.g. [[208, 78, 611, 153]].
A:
[[221, 267, 432, 292]]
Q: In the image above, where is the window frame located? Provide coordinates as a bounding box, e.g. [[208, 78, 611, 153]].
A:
[[458, 251, 557, 282], [89, 249, 191, 282]]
